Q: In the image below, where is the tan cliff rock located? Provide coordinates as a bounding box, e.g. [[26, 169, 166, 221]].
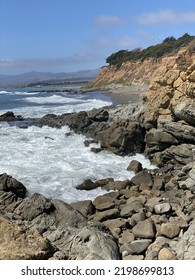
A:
[[90, 43, 195, 129], [90, 48, 187, 89], [0, 215, 54, 259], [138, 47, 195, 127]]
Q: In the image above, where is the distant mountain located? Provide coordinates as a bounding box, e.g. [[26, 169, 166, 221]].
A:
[[0, 69, 99, 87]]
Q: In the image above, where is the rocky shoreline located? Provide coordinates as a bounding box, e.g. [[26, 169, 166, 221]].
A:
[[0, 100, 195, 260], [0, 47, 195, 260], [1, 159, 194, 260]]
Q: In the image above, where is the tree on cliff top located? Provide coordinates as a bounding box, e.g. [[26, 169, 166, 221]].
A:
[[106, 33, 195, 67]]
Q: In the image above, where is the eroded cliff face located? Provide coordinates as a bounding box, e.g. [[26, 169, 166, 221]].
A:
[[90, 48, 188, 88], [138, 47, 195, 127], [90, 45, 195, 129]]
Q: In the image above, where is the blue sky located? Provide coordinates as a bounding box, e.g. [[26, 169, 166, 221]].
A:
[[0, 0, 195, 74]]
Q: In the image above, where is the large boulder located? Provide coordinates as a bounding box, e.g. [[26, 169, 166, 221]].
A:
[[132, 219, 156, 239], [155, 144, 195, 168], [163, 122, 195, 143], [40, 111, 92, 132], [173, 102, 195, 126], [0, 191, 21, 213], [0, 179, 120, 260], [61, 111, 92, 133], [33, 198, 120, 259], [48, 199, 87, 229], [99, 120, 145, 155], [40, 113, 63, 128], [127, 160, 143, 173], [71, 200, 95, 217], [145, 128, 178, 156], [0, 173, 26, 198], [13, 193, 54, 221], [130, 170, 153, 187], [48, 222, 120, 260], [88, 108, 109, 122]]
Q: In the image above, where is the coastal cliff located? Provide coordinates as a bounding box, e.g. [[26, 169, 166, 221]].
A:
[[0, 39, 195, 260], [138, 46, 195, 126], [90, 45, 194, 91], [89, 34, 195, 90], [89, 54, 177, 88]]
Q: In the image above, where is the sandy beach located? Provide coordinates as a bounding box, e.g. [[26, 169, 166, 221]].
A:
[[103, 84, 149, 105]]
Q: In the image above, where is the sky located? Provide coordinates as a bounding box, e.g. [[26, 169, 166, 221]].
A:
[[0, 0, 195, 75]]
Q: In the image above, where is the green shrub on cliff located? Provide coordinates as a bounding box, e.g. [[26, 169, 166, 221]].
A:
[[106, 33, 195, 67]]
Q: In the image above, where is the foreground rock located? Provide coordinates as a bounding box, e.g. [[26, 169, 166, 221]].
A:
[[0, 173, 26, 198], [0, 174, 120, 260], [1, 168, 195, 260], [0, 215, 54, 260]]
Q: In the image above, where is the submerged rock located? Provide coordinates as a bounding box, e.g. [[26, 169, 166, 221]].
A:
[[76, 179, 98, 191]]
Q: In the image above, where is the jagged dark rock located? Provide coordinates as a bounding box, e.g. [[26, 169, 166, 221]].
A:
[[0, 111, 23, 122], [0, 173, 26, 198], [99, 120, 145, 155], [76, 179, 98, 191], [145, 128, 178, 156]]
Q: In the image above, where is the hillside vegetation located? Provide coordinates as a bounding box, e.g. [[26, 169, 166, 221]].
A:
[[106, 33, 195, 68]]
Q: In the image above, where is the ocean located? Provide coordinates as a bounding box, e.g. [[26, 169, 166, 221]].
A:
[[0, 87, 154, 203]]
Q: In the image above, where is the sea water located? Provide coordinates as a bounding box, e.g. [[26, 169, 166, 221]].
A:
[[0, 88, 154, 203]]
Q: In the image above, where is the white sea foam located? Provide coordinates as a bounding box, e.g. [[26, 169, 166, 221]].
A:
[[0, 90, 9, 94], [0, 93, 112, 118], [0, 122, 155, 203], [25, 94, 77, 104], [0, 88, 155, 203], [13, 91, 41, 95]]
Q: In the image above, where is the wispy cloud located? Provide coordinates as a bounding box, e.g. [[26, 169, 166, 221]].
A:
[[87, 36, 137, 50], [0, 53, 98, 74], [0, 59, 14, 67], [135, 10, 195, 25], [0, 55, 92, 69], [94, 15, 124, 27]]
